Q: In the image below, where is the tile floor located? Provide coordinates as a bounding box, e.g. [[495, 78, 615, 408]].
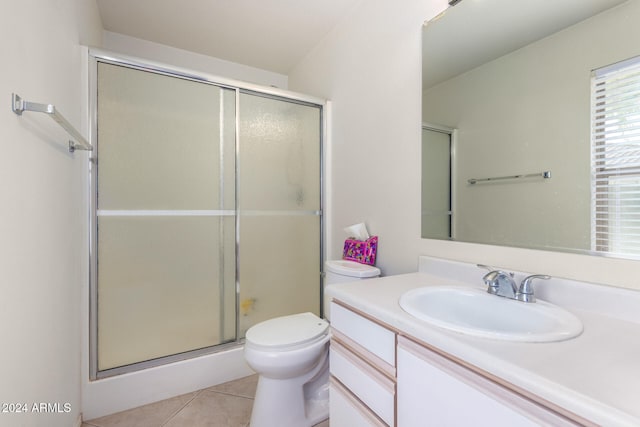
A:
[[82, 374, 330, 427]]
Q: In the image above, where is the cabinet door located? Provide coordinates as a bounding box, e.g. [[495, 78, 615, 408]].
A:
[[397, 337, 579, 427]]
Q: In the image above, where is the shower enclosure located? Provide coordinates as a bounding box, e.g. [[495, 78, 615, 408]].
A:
[[90, 56, 322, 378]]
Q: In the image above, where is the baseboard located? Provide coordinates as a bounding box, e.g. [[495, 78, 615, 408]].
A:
[[82, 346, 253, 420]]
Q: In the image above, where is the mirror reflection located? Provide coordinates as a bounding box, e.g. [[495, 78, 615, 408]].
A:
[[421, 0, 640, 259]]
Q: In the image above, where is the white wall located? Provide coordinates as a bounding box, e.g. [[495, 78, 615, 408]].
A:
[[102, 31, 289, 89], [0, 1, 102, 426], [289, 0, 640, 291], [290, 0, 450, 275]]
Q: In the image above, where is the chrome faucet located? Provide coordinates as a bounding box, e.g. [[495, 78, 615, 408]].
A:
[[516, 274, 551, 303], [483, 270, 517, 299], [481, 267, 551, 303]]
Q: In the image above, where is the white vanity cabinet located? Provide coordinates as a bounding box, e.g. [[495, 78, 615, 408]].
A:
[[397, 336, 581, 427], [329, 301, 397, 427], [325, 257, 640, 425]]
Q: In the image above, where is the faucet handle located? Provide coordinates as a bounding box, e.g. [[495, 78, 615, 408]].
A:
[[517, 274, 551, 303]]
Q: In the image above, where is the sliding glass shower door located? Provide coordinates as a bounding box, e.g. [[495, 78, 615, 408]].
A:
[[95, 63, 237, 372], [237, 92, 322, 335], [92, 59, 323, 376]]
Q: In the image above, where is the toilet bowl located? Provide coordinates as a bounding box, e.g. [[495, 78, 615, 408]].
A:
[[244, 312, 331, 427], [244, 260, 380, 427]]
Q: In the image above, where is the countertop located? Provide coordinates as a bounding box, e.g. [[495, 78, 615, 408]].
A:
[[326, 271, 640, 427]]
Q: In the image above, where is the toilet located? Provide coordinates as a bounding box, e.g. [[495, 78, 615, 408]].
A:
[[244, 259, 380, 427], [323, 259, 382, 321]]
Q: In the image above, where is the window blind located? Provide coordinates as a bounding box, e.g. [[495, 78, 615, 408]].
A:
[[591, 55, 640, 256]]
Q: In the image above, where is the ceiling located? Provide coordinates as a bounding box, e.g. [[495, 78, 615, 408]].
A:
[[96, 0, 363, 75], [97, 0, 630, 88], [423, 0, 629, 89]]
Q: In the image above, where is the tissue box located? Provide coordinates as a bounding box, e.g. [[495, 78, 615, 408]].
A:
[[342, 236, 378, 266]]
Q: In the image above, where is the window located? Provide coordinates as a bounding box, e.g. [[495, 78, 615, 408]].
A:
[[591, 56, 640, 256]]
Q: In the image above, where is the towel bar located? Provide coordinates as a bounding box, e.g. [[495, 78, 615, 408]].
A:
[[12, 93, 93, 153], [467, 171, 551, 185]]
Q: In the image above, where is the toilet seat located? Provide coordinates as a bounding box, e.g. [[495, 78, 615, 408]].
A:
[[246, 312, 329, 352]]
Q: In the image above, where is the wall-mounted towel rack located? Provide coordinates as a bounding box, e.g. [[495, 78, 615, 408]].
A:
[[467, 171, 551, 185], [11, 93, 93, 153]]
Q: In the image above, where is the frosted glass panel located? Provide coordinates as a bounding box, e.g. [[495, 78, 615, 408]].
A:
[[96, 62, 236, 371], [238, 93, 321, 211], [97, 216, 235, 370], [238, 93, 322, 335], [238, 216, 321, 336], [97, 63, 231, 210]]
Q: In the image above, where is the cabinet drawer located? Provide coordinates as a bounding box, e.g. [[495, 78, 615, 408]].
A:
[[331, 339, 395, 426], [330, 302, 395, 366], [330, 377, 387, 427]]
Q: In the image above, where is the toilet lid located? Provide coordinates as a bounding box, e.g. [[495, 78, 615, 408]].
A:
[[246, 312, 329, 349], [325, 260, 380, 278]]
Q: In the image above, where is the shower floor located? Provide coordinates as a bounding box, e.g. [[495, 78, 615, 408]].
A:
[[82, 374, 330, 427]]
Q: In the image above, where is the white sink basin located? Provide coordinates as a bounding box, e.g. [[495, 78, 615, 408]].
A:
[[399, 286, 583, 342]]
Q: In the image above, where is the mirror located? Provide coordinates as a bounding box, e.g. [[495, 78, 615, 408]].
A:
[[421, 0, 639, 258]]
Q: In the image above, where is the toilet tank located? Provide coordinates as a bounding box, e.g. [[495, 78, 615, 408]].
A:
[[324, 260, 381, 285], [323, 260, 380, 320]]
